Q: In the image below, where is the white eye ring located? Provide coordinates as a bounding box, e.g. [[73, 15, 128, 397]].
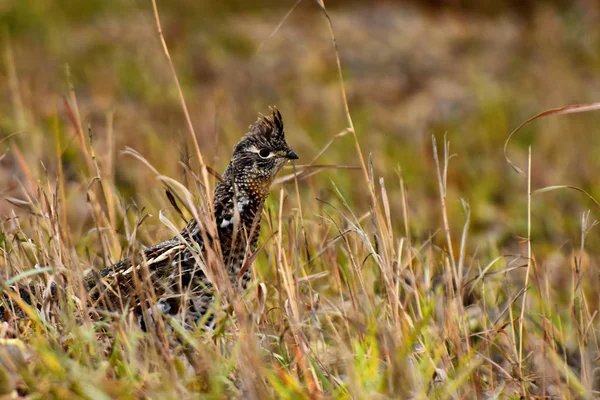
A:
[[258, 149, 272, 159]]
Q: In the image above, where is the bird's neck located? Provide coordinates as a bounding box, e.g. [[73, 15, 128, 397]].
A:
[[212, 165, 270, 242]]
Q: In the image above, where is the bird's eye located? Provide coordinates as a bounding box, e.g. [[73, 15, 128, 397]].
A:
[[258, 149, 271, 158]]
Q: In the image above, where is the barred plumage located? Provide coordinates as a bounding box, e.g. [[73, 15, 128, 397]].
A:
[[1, 108, 298, 330]]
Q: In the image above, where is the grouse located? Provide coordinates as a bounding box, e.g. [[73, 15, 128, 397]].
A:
[[1, 108, 298, 330]]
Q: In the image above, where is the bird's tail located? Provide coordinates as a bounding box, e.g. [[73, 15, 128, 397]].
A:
[[0, 282, 57, 322]]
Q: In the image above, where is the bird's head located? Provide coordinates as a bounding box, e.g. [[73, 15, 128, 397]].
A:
[[227, 108, 298, 197]]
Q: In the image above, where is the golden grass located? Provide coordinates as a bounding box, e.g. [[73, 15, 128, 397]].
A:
[[1, 1, 600, 399]]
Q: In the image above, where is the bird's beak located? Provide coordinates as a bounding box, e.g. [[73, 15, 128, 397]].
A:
[[285, 150, 299, 160]]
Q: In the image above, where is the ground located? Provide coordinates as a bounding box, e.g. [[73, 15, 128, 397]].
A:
[[0, 1, 599, 398]]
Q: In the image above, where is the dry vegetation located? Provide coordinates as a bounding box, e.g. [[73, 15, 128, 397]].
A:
[[1, 0, 600, 398]]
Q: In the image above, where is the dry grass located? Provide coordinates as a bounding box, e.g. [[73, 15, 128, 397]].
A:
[[1, 1, 600, 399]]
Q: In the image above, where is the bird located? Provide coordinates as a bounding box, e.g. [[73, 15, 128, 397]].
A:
[[1, 108, 298, 330]]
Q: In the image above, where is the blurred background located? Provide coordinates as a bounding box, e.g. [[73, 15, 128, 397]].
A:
[[2, 0, 600, 275], [4, 3, 600, 396]]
